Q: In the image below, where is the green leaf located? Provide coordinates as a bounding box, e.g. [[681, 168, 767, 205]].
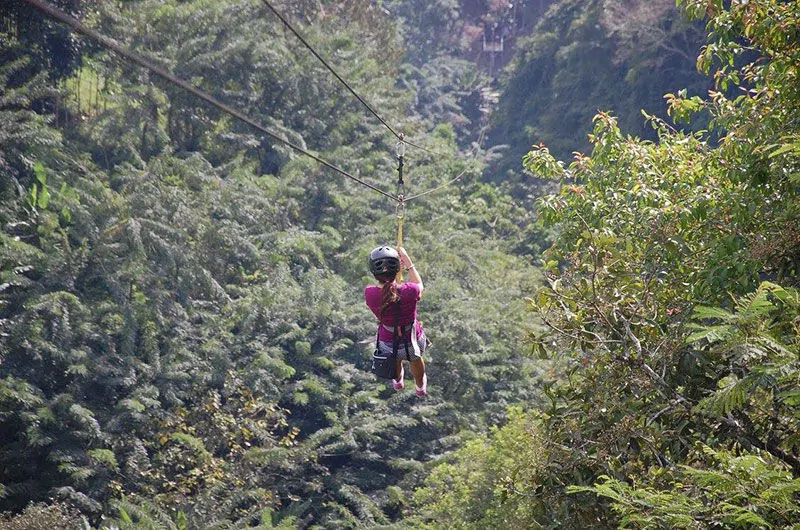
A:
[[37, 185, 50, 209], [33, 161, 46, 185], [28, 182, 38, 207], [685, 323, 733, 344], [176, 511, 188, 530], [88, 448, 119, 469], [768, 143, 799, 158], [691, 306, 733, 320], [778, 390, 800, 406]]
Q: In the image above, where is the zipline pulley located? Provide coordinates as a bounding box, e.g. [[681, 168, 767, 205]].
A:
[[395, 134, 406, 282], [395, 135, 407, 279], [395, 132, 407, 245]]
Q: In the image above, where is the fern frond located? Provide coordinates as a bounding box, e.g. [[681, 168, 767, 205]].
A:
[[685, 323, 734, 344], [110, 497, 179, 530], [690, 305, 733, 321], [694, 372, 773, 416]]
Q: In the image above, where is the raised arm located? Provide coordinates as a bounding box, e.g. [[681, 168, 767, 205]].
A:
[[398, 247, 423, 295]]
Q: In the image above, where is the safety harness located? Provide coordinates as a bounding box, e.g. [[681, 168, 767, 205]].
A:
[[384, 297, 422, 360]]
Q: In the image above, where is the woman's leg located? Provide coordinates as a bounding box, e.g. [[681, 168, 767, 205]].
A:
[[392, 358, 405, 389], [409, 328, 428, 392], [409, 358, 426, 390]]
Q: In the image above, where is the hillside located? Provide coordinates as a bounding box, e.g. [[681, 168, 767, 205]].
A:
[[2, 0, 799, 528]]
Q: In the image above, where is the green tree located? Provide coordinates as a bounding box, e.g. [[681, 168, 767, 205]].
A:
[[414, 0, 800, 527], [491, 0, 709, 175]]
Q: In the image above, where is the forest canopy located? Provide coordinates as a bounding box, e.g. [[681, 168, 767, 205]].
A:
[[2, 0, 800, 528]]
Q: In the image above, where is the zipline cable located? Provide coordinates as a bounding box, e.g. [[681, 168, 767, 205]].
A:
[[261, 0, 443, 157], [404, 139, 483, 202], [405, 168, 470, 201], [26, 0, 470, 205], [23, 0, 398, 202]]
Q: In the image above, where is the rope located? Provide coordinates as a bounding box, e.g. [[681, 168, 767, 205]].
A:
[[24, 0, 398, 202], [261, 0, 443, 157]]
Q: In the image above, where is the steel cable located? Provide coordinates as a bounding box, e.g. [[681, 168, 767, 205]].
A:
[[24, 0, 399, 202]]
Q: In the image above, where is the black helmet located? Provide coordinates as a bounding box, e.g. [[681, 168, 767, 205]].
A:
[[369, 246, 400, 281]]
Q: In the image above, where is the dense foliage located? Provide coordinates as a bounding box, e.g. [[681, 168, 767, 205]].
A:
[[4, 0, 798, 528], [1, 0, 544, 527], [490, 0, 711, 174], [415, 0, 800, 527]]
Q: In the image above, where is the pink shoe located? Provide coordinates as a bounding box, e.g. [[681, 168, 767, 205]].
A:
[[392, 379, 404, 390], [415, 374, 428, 397]]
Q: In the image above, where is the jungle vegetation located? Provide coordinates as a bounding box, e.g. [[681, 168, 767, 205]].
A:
[[1, 0, 799, 528]]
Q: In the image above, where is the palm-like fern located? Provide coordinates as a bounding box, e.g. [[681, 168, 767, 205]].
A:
[[686, 282, 800, 471], [572, 444, 800, 529]]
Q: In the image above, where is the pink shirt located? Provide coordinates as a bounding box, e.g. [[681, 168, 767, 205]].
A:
[[365, 282, 422, 342]]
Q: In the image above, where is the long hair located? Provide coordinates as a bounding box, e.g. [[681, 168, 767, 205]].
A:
[[379, 279, 400, 317]]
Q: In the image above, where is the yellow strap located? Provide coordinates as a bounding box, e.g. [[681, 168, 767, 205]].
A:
[[396, 213, 404, 283]]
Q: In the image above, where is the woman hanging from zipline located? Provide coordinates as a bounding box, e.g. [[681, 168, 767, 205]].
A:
[[366, 246, 428, 396]]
